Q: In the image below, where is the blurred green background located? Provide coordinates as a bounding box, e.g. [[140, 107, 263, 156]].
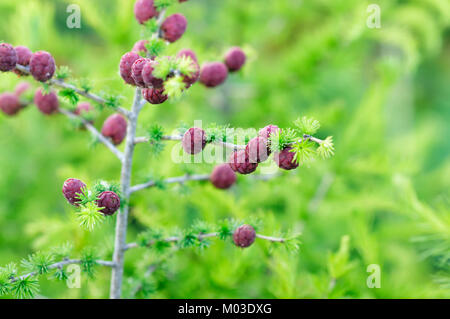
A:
[[0, 0, 449, 298]]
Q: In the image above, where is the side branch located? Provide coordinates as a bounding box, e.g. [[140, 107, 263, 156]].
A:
[[130, 174, 211, 193], [15, 64, 131, 118], [124, 232, 289, 251], [134, 135, 246, 150], [154, 9, 167, 39], [59, 108, 124, 162], [130, 172, 281, 194], [289, 134, 325, 146], [11, 259, 115, 283]]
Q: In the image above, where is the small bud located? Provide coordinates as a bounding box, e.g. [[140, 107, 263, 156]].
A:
[[34, 88, 59, 115], [62, 178, 86, 206], [274, 147, 299, 170], [224, 47, 246, 72], [210, 164, 236, 189], [0, 43, 17, 72], [199, 62, 228, 87], [97, 191, 120, 216], [161, 14, 188, 43], [29, 51, 56, 82], [101, 113, 127, 145], [233, 225, 256, 248], [182, 127, 206, 154]]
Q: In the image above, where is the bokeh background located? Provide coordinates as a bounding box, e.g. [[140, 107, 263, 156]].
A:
[[0, 0, 449, 298]]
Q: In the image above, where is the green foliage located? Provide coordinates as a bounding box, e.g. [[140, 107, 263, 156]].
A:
[[217, 219, 236, 240], [0, 245, 105, 298], [80, 248, 98, 278], [144, 18, 159, 35], [1, 263, 17, 278], [294, 116, 320, 135], [74, 186, 107, 231], [0, 271, 11, 296], [327, 235, 355, 280], [101, 92, 122, 109], [76, 202, 105, 231], [11, 277, 39, 299], [205, 123, 231, 143], [146, 124, 165, 155], [78, 78, 92, 93], [281, 233, 302, 253], [316, 136, 335, 159], [59, 88, 79, 105], [0, 0, 448, 299], [134, 219, 296, 254], [21, 252, 54, 275], [175, 56, 197, 77], [91, 180, 121, 198], [164, 76, 185, 99], [152, 56, 173, 79], [269, 128, 297, 152], [55, 66, 72, 81], [40, 82, 51, 95], [291, 139, 316, 164], [154, 0, 175, 10], [144, 38, 166, 57], [268, 117, 335, 164]]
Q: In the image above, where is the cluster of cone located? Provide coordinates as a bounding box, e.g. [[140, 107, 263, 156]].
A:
[[0, 42, 127, 145], [62, 178, 121, 216], [119, 46, 199, 105], [0, 43, 55, 82], [0, 43, 60, 116], [128, 0, 247, 107], [181, 125, 299, 190]]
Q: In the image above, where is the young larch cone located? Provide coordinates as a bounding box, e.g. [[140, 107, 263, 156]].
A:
[[210, 164, 237, 189], [101, 113, 128, 145], [29, 51, 55, 82], [34, 88, 59, 115], [0, 43, 17, 72], [119, 52, 140, 85], [229, 150, 258, 175], [0, 93, 22, 116], [233, 225, 256, 248], [97, 191, 121, 216], [224, 47, 246, 72], [134, 0, 158, 24], [274, 147, 299, 170], [161, 14, 188, 43], [142, 87, 168, 104], [246, 136, 270, 163], [199, 62, 228, 87], [62, 178, 86, 206], [182, 127, 207, 154]]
